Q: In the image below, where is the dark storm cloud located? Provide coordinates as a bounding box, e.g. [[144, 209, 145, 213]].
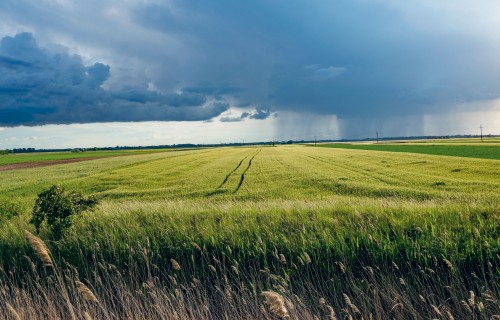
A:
[[0, 33, 229, 126], [248, 109, 273, 120], [1, 0, 500, 132], [129, 0, 500, 119], [219, 108, 274, 122], [0, 56, 34, 69]]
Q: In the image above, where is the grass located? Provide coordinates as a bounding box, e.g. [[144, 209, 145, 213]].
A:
[[317, 140, 500, 160], [0, 145, 499, 318], [0, 148, 176, 166]]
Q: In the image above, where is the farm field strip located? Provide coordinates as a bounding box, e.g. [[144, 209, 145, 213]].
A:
[[0, 149, 175, 166], [318, 142, 500, 160], [0, 148, 213, 204], [0, 144, 499, 319], [282, 146, 500, 201], [293, 147, 500, 192], [1, 146, 499, 207]]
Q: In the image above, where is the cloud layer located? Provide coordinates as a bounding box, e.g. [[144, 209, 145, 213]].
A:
[[1, 0, 500, 132], [0, 33, 232, 126]]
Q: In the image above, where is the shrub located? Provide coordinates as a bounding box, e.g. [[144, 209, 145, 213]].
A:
[[31, 185, 99, 239]]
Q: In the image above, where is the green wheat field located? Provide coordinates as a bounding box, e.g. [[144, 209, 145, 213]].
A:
[[1, 141, 499, 319]]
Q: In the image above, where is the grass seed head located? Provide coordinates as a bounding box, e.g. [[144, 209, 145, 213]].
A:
[[343, 294, 361, 314], [231, 265, 239, 275], [6, 303, 22, 320], [279, 254, 287, 264], [83, 311, 93, 320], [446, 310, 455, 320], [24, 230, 53, 267], [461, 300, 472, 313], [468, 291, 475, 306], [76, 281, 98, 303], [191, 242, 202, 252], [304, 252, 312, 264], [326, 305, 337, 320], [443, 258, 453, 270], [170, 259, 181, 271], [262, 290, 289, 318], [431, 304, 442, 316]]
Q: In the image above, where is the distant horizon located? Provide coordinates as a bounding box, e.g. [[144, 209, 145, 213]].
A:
[[4, 133, 499, 152]]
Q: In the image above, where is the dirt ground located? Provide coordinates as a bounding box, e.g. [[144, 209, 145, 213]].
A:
[[0, 156, 111, 172]]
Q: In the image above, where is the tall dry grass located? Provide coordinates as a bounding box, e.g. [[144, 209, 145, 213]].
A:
[[0, 230, 498, 319]]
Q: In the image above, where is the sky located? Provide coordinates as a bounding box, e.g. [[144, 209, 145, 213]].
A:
[[1, 0, 500, 148]]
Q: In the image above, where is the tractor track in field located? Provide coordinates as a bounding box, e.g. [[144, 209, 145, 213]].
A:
[[216, 153, 252, 189], [233, 148, 261, 193]]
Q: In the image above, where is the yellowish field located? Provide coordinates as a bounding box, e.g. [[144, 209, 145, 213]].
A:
[[0, 145, 499, 319], [1, 145, 499, 206]]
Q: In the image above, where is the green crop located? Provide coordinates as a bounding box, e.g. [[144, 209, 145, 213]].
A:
[[318, 140, 500, 160], [0, 144, 498, 318]]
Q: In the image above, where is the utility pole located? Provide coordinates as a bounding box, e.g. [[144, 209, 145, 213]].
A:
[[314, 136, 317, 146], [480, 125, 483, 142], [376, 131, 379, 144]]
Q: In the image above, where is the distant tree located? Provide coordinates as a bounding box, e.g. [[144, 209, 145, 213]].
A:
[[31, 185, 99, 239]]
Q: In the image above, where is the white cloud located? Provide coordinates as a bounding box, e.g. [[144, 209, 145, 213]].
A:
[[0, 118, 277, 149], [310, 66, 346, 80]]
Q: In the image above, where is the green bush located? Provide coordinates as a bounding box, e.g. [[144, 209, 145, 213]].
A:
[[31, 185, 99, 239]]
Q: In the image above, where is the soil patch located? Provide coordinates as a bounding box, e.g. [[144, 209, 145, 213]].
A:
[[0, 156, 113, 171]]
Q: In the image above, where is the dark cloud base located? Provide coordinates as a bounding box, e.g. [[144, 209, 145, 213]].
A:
[[0, 33, 233, 127], [219, 108, 275, 122]]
